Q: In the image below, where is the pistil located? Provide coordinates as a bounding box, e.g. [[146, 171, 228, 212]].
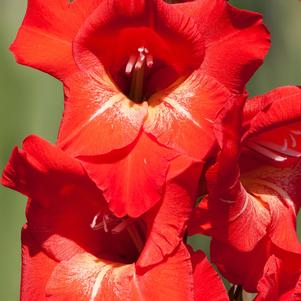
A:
[[125, 47, 153, 103]]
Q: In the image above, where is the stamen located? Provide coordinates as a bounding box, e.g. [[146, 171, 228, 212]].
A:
[[90, 212, 119, 232], [251, 138, 301, 158], [125, 46, 153, 102], [125, 55, 137, 75], [90, 212, 145, 253], [90, 211, 144, 252], [246, 141, 287, 162], [90, 212, 101, 229]]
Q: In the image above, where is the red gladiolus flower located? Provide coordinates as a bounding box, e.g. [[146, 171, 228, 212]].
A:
[[1, 135, 228, 300], [10, 0, 270, 218], [189, 86, 301, 292]]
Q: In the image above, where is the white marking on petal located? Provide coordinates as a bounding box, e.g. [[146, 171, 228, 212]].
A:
[[165, 97, 203, 129], [89, 94, 123, 122], [90, 265, 112, 301], [132, 272, 145, 300], [204, 118, 214, 124], [253, 179, 296, 215]]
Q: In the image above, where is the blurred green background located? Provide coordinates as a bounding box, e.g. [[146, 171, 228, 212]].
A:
[[0, 0, 301, 299]]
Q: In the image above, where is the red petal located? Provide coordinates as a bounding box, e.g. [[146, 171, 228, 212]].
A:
[[46, 252, 132, 300], [2, 135, 100, 207], [134, 244, 194, 301], [190, 249, 228, 301], [2, 135, 87, 203], [1, 135, 106, 261], [81, 132, 177, 217], [58, 71, 147, 156], [243, 86, 301, 137], [21, 227, 57, 301], [144, 72, 235, 160], [243, 87, 301, 161], [46, 243, 194, 301], [10, 0, 101, 80], [137, 156, 203, 268], [176, 0, 270, 92]]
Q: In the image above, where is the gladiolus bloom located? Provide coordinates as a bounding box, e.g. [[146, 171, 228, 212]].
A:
[[1, 135, 228, 300], [189, 86, 301, 292], [10, 0, 270, 218]]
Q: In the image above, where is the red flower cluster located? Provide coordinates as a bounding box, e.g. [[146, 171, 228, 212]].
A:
[[2, 0, 300, 300]]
